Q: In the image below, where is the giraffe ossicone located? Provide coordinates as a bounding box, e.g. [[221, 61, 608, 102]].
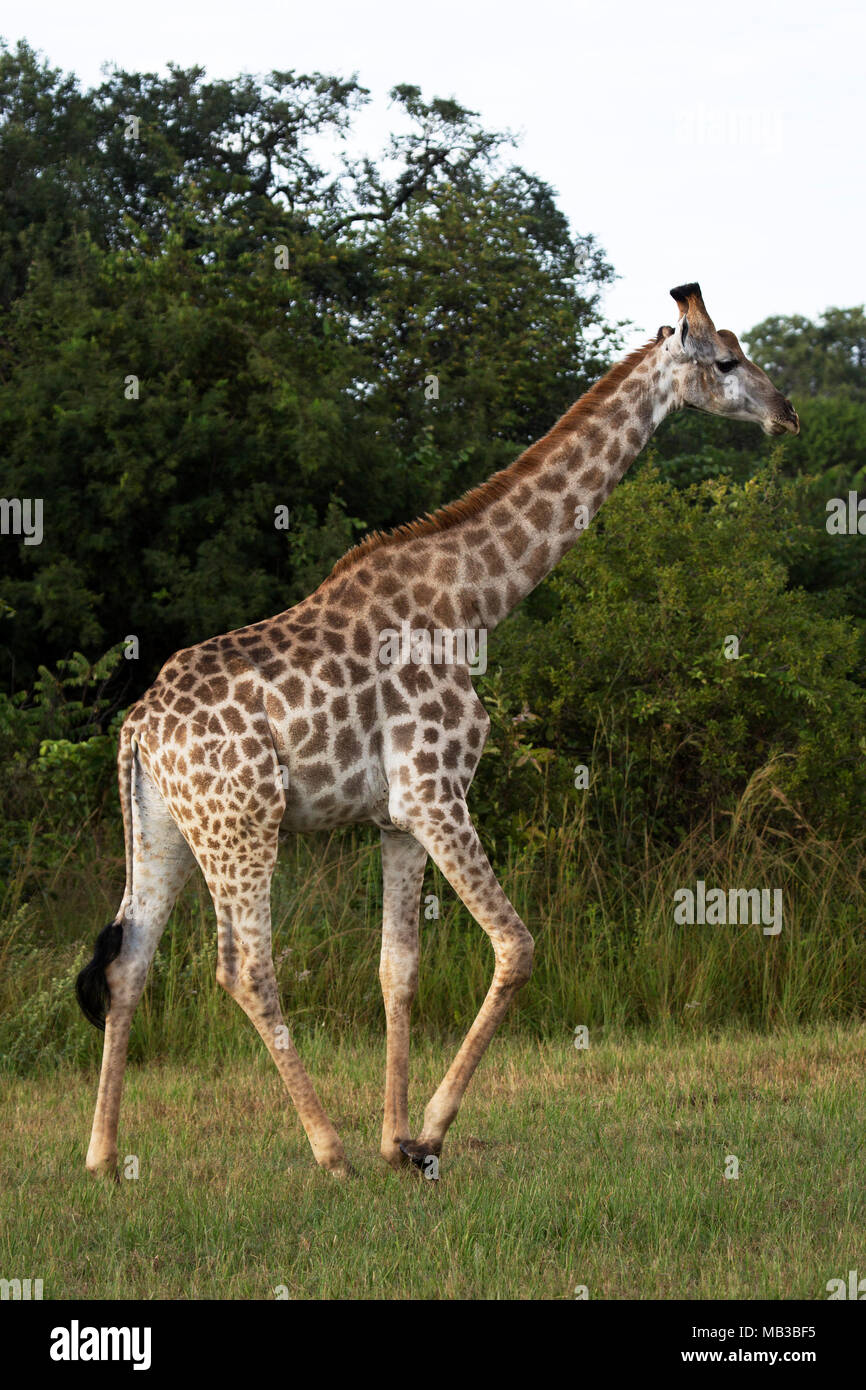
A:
[[77, 284, 799, 1178]]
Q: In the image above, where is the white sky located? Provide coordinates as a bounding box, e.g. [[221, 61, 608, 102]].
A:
[[3, 0, 863, 348]]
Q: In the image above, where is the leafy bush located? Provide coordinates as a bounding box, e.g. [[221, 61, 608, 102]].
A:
[[0, 647, 123, 888], [475, 466, 866, 846]]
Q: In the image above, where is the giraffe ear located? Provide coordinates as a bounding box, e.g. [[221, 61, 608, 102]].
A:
[[669, 308, 701, 361]]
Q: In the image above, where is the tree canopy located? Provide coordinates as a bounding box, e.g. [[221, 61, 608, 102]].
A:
[[0, 40, 617, 694]]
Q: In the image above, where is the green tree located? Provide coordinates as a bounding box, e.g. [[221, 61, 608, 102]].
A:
[[745, 306, 866, 402], [0, 53, 619, 695], [0, 39, 365, 306]]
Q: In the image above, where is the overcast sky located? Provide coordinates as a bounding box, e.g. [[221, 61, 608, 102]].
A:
[[3, 0, 863, 349]]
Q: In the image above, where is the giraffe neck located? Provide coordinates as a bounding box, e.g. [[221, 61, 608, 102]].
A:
[[433, 335, 678, 632]]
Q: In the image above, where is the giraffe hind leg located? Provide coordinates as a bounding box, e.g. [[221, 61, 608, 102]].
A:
[[81, 750, 194, 1177]]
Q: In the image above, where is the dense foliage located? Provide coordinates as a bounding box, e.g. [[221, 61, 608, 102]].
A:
[[476, 467, 866, 846], [0, 41, 615, 692]]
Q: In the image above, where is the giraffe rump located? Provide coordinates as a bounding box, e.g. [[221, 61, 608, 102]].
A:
[[76, 922, 124, 1031]]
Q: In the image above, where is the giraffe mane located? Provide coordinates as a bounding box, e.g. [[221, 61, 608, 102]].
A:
[[326, 333, 662, 580]]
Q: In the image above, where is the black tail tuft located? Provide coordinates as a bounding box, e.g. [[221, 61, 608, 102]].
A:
[[76, 922, 124, 1031]]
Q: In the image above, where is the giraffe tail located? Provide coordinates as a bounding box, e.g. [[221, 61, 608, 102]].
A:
[[75, 723, 135, 1030], [75, 922, 123, 1030]]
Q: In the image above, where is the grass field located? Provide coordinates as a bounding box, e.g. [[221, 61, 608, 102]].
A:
[[2, 1025, 863, 1299], [2, 802, 864, 1300]]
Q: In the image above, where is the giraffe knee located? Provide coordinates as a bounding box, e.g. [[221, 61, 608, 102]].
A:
[[504, 929, 534, 987], [382, 976, 418, 1010], [379, 952, 418, 1008], [216, 962, 237, 996]]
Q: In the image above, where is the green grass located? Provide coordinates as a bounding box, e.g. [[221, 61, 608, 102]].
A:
[[2, 790, 863, 1299], [1, 1026, 864, 1299]]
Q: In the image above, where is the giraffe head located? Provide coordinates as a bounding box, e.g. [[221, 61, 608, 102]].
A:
[[661, 282, 799, 436]]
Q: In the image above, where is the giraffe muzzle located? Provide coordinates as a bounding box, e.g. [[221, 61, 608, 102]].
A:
[[767, 398, 800, 435]]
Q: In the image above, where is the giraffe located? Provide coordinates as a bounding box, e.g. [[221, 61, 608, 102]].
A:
[[77, 283, 799, 1180]]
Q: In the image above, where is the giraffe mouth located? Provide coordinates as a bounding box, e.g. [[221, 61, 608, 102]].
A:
[[765, 397, 800, 436], [765, 414, 800, 436]]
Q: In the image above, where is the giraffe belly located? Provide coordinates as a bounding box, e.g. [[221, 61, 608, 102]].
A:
[[278, 797, 387, 833], [275, 739, 390, 834]]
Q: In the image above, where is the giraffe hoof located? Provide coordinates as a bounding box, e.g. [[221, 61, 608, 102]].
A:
[[325, 1158, 357, 1180], [85, 1158, 119, 1183], [399, 1140, 441, 1181], [380, 1145, 405, 1170]]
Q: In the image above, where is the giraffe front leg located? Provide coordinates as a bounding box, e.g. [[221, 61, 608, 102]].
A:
[[392, 796, 534, 1173], [378, 829, 427, 1169]]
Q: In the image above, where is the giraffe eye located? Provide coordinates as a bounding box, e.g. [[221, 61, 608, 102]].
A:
[[716, 359, 738, 374]]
